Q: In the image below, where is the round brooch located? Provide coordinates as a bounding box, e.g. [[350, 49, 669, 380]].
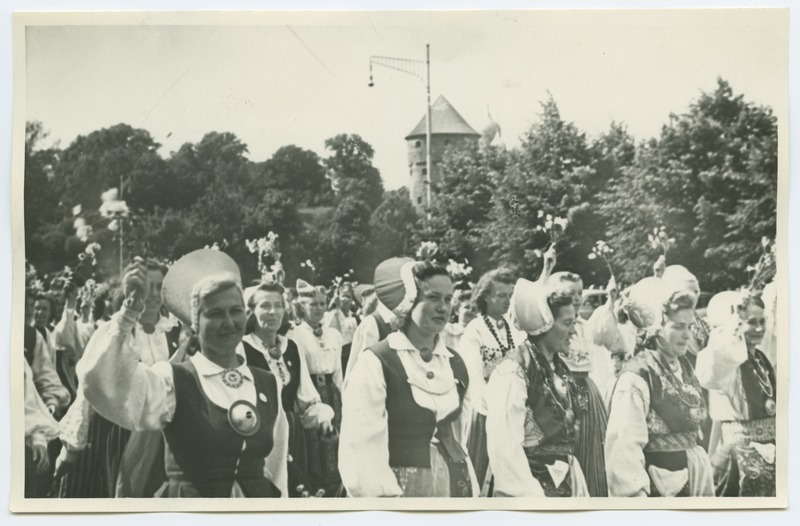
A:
[[689, 406, 708, 424], [228, 400, 260, 437], [496, 318, 506, 330], [312, 326, 324, 337], [222, 368, 244, 389], [765, 398, 776, 416]]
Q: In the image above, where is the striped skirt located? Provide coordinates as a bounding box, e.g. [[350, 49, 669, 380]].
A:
[[573, 373, 609, 497]]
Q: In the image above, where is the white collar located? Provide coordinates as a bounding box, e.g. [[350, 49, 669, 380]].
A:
[[243, 333, 287, 357], [387, 331, 450, 358], [191, 351, 253, 381]]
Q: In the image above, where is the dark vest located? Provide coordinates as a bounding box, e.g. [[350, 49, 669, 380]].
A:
[[369, 340, 468, 468], [524, 342, 582, 450], [739, 349, 776, 420], [24, 325, 38, 366], [163, 361, 281, 497], [371, 311, 393, 342], [242, 338, 302, 414], [622, 350, 705, 435]]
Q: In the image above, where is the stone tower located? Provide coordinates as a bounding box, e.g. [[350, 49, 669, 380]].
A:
[[405, 95, 481, 211]]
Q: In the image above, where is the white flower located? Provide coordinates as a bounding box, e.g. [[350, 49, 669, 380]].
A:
[[245, 239, 258, 253], [101, 188, 119, 202], [588, 253, 597, 260], [544, 219, 553, 230], [108, 219, 119, 232], [85, 242, 101, 255], [72, 204, 82, 216], [99, 199, 130, 219], [537, 210, 545, 219], [554, 217, 568, 230]]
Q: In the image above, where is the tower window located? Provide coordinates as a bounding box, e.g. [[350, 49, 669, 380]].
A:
[[444, 139, 451, 146], [415, 140, 422, 148], [422, 168, 428, 176], [417, 196, 423, 204]]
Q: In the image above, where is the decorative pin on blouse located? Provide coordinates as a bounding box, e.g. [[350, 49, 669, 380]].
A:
[[259, 392, 268, 403], [426, 371, 435, 380], [222, 368, 244, 389]]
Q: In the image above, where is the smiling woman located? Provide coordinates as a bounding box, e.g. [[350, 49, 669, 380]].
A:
[[339, 259, 478, 497], [77, 249, 289, 498]]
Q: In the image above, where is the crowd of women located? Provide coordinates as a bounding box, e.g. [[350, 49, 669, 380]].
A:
[[22, 240, 778, 499]]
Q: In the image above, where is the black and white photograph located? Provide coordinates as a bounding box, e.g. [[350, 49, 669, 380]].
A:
[[7, 6, 790, 514]]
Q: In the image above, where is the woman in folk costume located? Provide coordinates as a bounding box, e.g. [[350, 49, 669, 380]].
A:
[[339, 259, 478, 497], [288, 280, 343, 496], [56, 262, 177, 498], [78, 250, 288, 497], [240, 281, 336, 497], [486, 278, 590, 497], [696, 292, 776, 497], [544, 271, 611, 497], [457, 267, 527, 490], [605, 277, 713, 497]]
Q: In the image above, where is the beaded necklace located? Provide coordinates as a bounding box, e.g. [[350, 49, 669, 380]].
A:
[[483, 314, 514, 354]]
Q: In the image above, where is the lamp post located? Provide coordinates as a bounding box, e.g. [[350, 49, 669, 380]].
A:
[[369, 44, 432, 215]]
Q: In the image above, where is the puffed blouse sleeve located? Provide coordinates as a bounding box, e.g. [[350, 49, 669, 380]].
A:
[[294, 343, 335, 429], [485, 358, 544, 497], [605, 372, 650, 497], [338, 350, 402, 497], [77, 306, 176, 432]]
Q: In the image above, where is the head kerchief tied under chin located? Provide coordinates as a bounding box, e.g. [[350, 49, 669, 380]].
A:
[[512, 278, 554, 336], [706, 290, 744, 330], [624, 277, 672, 332], [161, 249, 242, 331], [662, 265, 700, 301], [373, 257, 417, 317]]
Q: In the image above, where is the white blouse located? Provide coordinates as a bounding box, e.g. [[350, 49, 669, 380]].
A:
[[77, 306, 289, 497], [289, 322, 343, 388], [323, 309, 358, 345], [457, 314, 527, 416], [60, 319, 173, 451], [338, 332, 473, 497], [24, 360, 60, 449], [239, 334, 334, 429]]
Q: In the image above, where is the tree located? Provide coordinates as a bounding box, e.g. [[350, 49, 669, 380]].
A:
[[597, 79, 778, 290], [369, 187, 420, 263], [254, 145, 333, 207], [479, 96, 602, 281], [324, 134, 384, 210]]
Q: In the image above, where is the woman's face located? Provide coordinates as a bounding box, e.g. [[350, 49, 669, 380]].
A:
[[740, 303, 766, 349], [485, 281, 513, 319], [33, 299, 52, 329], [142, 269, 165, 322], [561, 281, 583, 313], [198, 286, 246, 356], [300, 292, 326, 326], [458, 300, 477, 326], [410, 275, 454, 336], [252, 290, 285, 332], [539, 304, 577, 355], [338, 289, 354, 312], [660, 308, 694, 359]]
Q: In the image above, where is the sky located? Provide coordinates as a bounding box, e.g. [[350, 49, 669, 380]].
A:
[[24, 10, 787, 191]]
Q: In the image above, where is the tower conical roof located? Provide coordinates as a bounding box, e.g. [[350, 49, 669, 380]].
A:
[[405, 95, 480, 140]]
